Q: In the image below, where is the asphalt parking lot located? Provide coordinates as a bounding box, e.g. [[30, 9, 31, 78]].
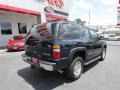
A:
[[0, 41, 120, 90]]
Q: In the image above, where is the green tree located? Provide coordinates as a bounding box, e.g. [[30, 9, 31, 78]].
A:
[[75, 18, 86, 25]]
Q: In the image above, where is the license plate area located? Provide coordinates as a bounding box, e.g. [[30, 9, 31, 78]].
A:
[[13, 47, 17, 49], [32, 57, 39, 64]]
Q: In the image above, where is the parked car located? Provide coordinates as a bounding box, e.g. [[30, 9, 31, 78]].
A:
[[103, 34, 120, 41], [22, 20, 107, 81], [7, 35, 25, 51]]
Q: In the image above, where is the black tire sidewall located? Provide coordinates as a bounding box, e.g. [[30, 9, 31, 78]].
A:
[[65, 57, 83, 80]]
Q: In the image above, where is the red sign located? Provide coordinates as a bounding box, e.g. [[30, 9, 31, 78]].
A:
[[44, 6, 54, 13], [47, 0, 64, 8], [37, 0, 46, 2]]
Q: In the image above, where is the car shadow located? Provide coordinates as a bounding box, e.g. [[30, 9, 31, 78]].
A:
[[6, 50, 24, 52], [83, 61, 99, 73], [17, 61, 99, 90], [17, 67, 71, 90]]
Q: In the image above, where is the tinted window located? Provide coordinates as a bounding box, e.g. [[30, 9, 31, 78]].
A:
[[60, 24, 81, 39], [79, 28, 90, 40], [18, 23, 27, 34], [90, 29, 98, 39], [0, 22, 12, 35]]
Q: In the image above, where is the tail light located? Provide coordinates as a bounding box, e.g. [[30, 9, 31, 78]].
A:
[[52, 44, 61, 59]]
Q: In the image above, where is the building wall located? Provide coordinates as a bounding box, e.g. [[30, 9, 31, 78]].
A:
[[0, 0, 70, 16], [0, 11, 37, 47], [0, 0, 70, 47], [117, 8, 120, 26]]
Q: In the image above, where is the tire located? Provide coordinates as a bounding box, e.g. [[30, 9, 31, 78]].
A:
[[7, 49, 12, 52], [64, 57, 83, 81], [118, 38, 120, 41], [100, 48, 106, 61], [30, 64, 36, 69], [106, 38, 109, 41]]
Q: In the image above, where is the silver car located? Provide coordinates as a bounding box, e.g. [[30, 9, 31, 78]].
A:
[[105, 34, 120, 41]]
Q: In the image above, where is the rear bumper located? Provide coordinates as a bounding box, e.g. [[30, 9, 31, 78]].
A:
[[21, 54, 57, 71], [7, 46, 24, 50]]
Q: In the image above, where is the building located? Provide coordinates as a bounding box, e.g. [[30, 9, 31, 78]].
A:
[[117, 0, 120, 26], [0, 0, 70, 47]]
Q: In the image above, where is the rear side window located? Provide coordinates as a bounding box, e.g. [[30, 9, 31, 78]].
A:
[[79, 28, 90, 40], [59, 24, 90, 40], [59, 24, 81, 39], [89, 29, 98, 39]]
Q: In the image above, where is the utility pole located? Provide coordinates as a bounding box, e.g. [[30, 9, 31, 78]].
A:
[[88, 11, 91, 25]]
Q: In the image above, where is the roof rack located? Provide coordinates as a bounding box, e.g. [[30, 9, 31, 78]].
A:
[[48, 19, 68, 22]]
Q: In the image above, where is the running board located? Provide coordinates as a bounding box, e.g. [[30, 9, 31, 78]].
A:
[[84, 56, 101, 65]]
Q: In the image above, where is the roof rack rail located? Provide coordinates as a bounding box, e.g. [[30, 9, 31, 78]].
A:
[[48, 19, 68, 22]]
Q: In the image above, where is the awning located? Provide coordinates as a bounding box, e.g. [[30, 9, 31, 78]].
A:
[[0, 4, 40, 16]]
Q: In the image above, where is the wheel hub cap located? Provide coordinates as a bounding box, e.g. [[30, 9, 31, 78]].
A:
[[74, 61, 82, 76], [102, 50, 106, 59]]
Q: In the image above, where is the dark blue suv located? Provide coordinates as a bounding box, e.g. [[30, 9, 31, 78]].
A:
[[22, 20, 107, 80]]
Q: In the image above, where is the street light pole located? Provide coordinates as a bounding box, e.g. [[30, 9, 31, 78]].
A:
[[88, 11, 91, 25]]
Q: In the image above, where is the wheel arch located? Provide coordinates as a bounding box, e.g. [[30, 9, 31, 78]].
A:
[[69, 47, 87, 63]]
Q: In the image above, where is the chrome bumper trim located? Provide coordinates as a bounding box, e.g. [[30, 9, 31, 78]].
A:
[[21, 54, 56, 71]]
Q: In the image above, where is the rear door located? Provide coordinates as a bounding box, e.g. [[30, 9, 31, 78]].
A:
[[77, 27, 95, 62], [25, 22, 58, 61], [89, 29, 102, 59]]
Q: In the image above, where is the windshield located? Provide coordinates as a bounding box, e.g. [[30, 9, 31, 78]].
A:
[[13, 35, 25, 40]]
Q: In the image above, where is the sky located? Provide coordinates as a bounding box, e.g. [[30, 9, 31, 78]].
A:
[[69, 0, 118, 25]]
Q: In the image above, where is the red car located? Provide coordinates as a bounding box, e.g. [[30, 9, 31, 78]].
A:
[[7, 35, 25, 51]]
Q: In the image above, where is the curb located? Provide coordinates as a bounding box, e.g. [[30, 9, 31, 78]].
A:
[[0, 49, 7, 52]]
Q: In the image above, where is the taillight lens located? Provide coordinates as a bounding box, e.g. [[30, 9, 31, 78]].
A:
[[53, 44, 61, 59]]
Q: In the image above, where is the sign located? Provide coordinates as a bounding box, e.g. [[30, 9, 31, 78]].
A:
[[36, 0, 46, 2], [44, 6, 54, 13], [35, 0, 64, 8], [47, 0, 64, 8]]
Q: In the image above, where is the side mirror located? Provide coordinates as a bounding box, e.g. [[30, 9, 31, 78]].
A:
[[98, 35, 105, 40]]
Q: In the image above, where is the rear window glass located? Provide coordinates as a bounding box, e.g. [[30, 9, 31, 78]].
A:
[[13, 35, 25, 40], [29, 22, 58, 40]]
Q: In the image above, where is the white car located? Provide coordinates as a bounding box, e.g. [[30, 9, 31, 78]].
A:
[[104, 34, 120, 41]]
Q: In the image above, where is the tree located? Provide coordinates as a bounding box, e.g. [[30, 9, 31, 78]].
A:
[[75, 18, 86, 25]]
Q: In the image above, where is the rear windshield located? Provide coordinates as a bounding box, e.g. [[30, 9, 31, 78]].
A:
[[13, 35, 25, 40], [29, 22, 58, 40]]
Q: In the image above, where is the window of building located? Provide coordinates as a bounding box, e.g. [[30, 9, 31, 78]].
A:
[[18, 23, 27, 34], [0, 22, 12, 35]]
